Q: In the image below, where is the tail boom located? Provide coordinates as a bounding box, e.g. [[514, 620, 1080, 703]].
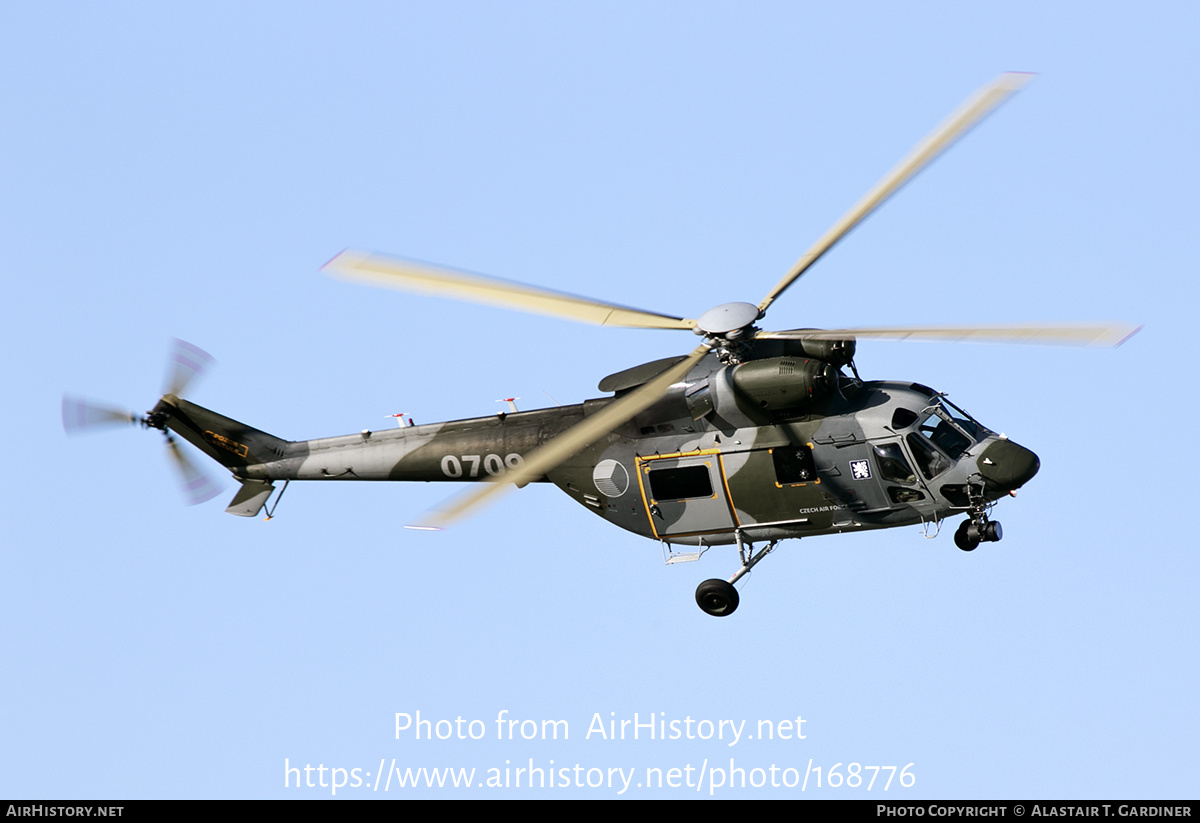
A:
[[154, 397, 589, 501]]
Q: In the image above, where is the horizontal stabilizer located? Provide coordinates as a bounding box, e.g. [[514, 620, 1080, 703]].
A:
[[226, 479, 275, 517]]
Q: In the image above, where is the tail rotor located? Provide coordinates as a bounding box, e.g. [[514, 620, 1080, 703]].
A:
[[61, 396, 141, 434], [164, 337, 216, 398], [62, 339, 224, 505], [163, 432, 224, 505]]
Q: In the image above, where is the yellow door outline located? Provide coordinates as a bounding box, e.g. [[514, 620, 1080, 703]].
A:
[[634, 448, 739, 539]]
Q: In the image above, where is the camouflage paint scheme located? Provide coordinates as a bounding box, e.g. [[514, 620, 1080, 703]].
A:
[[152, 338, 1039, 547]]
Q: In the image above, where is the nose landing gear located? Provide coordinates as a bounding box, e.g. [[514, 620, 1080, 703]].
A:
[[954, 516, 1002, 551], [953, 479, 1005, 552]]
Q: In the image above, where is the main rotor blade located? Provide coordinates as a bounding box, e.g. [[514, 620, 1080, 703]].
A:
[[757, 72, 1034, 315], [61, 396, 139, 434], [757, 322, 1141, 347], [408, 344, 711, 530], [323, 249, 696, 330], [164, 338, 216, 398]]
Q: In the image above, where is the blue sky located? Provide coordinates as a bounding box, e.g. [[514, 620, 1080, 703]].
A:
[[2, 2, 1197, 799]]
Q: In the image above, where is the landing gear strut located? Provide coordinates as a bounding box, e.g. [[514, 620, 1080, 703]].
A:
[[694, 534, 779, 617]]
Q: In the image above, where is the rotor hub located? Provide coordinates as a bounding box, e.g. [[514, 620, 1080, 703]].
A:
[[693, 302, 762, 364], [695, 302, 761, 337]]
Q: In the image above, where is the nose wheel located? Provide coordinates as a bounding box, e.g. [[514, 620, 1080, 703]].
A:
[[954, 515, 1002, 551], [953, 479, 1004, 552]]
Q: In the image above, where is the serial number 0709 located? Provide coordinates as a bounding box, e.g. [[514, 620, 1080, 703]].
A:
[[440, 453, 525, 478]]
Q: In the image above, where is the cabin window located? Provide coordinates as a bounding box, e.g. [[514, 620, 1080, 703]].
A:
[[648, 465, 713, 501], [772, 445, 817, 484]]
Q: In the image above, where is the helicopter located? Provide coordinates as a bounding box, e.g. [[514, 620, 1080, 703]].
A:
[[63, 73, 1138, 616]]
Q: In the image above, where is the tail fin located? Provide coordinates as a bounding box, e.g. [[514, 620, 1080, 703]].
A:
[[150, 396, 290, 470]]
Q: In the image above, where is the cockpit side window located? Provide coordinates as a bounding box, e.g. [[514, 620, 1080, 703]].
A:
[[874, 442, 916, 484], [907, 432, 952, 479]]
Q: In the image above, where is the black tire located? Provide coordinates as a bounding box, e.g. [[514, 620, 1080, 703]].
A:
[[954, 520, 979, 552], [695, 578, 740, 616]]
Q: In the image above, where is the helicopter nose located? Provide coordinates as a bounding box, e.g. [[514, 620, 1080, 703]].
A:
[[977, 438, 1040, 492]]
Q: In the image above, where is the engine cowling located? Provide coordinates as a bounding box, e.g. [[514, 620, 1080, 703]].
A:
[[730, 357, 839, 412], [778, 336, 856, 368]]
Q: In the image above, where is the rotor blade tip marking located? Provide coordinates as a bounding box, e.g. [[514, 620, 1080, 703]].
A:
[[1115, 325, 1143, 347], [319, 250, 347, 271]]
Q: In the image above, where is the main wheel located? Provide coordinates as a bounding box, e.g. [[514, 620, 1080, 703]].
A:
[[954, 520, 979, 552], [695, 578, 740, 616]]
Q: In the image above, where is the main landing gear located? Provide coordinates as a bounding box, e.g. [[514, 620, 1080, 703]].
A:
[[695, 578, 739, 616], [694, 534, 779, 617]]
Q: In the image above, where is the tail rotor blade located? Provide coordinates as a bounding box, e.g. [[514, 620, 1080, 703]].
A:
[[61, 396, 139, 434], [164, 339, 215, 398], [66, 339, 225, 506], [164, 435, 224, 505]]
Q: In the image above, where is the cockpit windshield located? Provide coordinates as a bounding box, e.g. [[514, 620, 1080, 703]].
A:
[[905, 397, 991, 478], [922, 400, 989, 456], [939, 397, 992, 441], [918, 414, 971, 459]]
